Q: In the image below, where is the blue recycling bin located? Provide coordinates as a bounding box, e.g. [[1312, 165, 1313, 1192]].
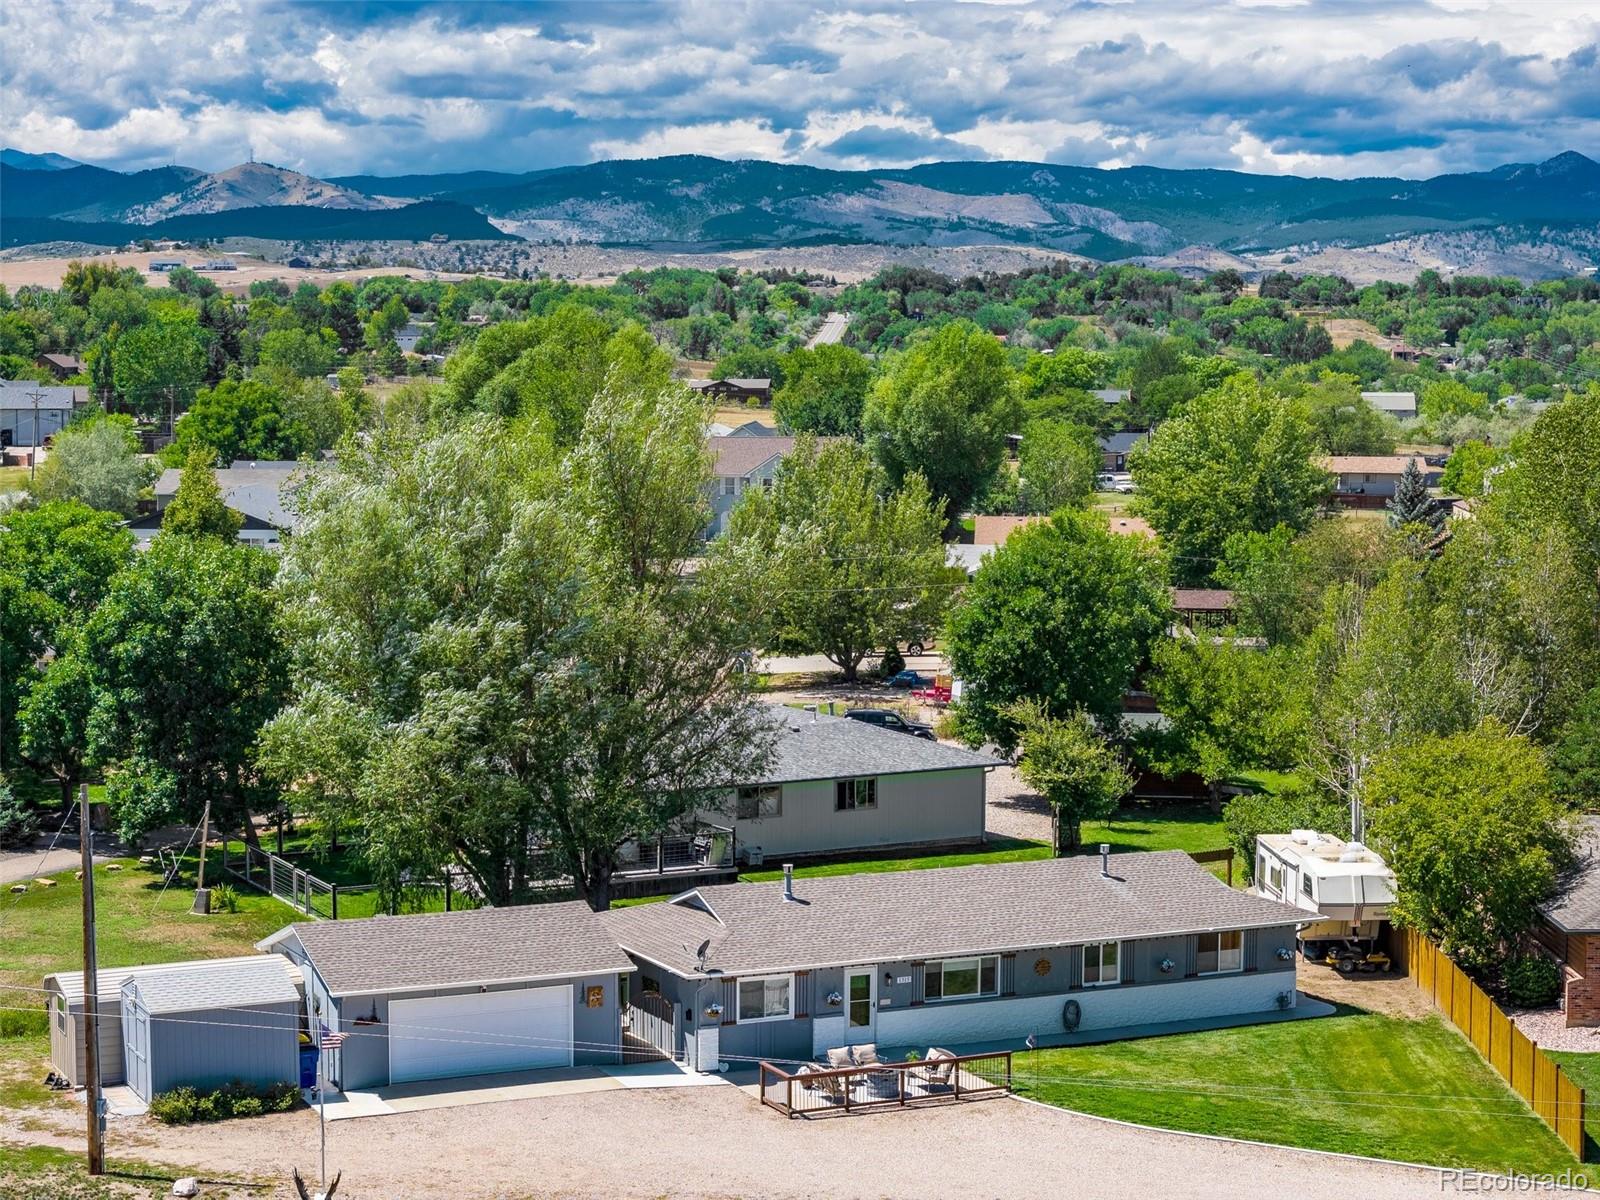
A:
[[299, 1044, 320, 1089]]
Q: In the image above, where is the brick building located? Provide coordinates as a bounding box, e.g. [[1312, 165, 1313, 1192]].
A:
[[1534, 817, 1600, 1026]]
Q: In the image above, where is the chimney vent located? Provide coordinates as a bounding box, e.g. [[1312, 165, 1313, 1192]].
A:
[[1100, 844, 1110, 877], [804, 704, 818, 723], [783, 863, 796, 902]]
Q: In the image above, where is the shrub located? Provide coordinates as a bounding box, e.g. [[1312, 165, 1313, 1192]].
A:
[[1505, 956, 1562, 1008], [209, 883, 239, 913], [0, 1007, 49, 1039], [0, 778, 40, 850], [149, 1080, 299, 1124], [1222, 782, 1348, 883], [878, 645, 905, 679], [149, 1087, 199, 1124]]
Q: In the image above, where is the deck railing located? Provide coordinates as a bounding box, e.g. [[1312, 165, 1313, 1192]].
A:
[[758, 1051, 1012, 1118]]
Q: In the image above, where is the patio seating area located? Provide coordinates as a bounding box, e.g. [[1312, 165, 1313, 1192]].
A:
[[758, 1045, 1012, 1117]]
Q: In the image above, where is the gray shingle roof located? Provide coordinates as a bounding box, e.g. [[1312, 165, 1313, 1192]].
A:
[[1540, 816, 1600, 933], [153, 460, 325, 529], [281, 902, 635, 997], [600, 850, 1306, 977], [747, 707, 1001, 786], [708, 435, 798, 477], [45, 955, 301, 1005], [130, 956, 300, 1015], [1097, 430, 1147, 455]]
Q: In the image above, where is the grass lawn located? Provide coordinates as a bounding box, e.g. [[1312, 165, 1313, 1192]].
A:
[[0, 464, 31, 494], [1546, 1052, 1600, 1162], [1017, 1008, 1578, 1176], [0, 1143, 259, 1200], [1080, 802, 1242, 885]]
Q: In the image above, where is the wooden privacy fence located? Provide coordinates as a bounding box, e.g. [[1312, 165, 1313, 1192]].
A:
[[1397, 929, 1586, 1160]]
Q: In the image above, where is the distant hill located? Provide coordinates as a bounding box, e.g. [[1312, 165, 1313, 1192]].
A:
[[1, 147, 85, 171], [3, 149, 1596, 269]]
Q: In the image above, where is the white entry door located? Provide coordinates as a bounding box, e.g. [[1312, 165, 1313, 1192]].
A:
[[388, 985, 573, 1084], [844, 968, 876, 1042]]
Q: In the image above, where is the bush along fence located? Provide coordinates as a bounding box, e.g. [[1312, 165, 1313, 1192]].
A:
[[1396, 929, 1586, 1160]]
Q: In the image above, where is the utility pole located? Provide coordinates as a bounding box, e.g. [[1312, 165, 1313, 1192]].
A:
[[26, 387, 44, 484], [79, 783, 104, 1176], [192, 800, 212, 914]]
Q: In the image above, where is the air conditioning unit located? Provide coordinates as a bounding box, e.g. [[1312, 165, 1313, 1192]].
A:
[[743, 846, 764, 867]]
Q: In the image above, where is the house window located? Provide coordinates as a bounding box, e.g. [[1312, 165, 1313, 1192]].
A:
[[1082, 941, 1120, 986], [1196, 931, 1244, 975], [834, 778, 877, 811], [736, 785, 782, 820], [54, 995, 66, 1033], [924, 956, 998, 1001], [719, 476, 736, 497], [737, 974, 793, 1023]]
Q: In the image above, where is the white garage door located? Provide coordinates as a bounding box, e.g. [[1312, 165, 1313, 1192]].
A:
[[388, 986, 573, 1084]]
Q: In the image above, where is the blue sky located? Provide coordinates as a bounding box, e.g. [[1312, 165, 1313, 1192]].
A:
[[3, 0, 1596, 179]]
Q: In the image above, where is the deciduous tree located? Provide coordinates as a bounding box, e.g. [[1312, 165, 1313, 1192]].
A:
[[1009, 698, 1133, 854]]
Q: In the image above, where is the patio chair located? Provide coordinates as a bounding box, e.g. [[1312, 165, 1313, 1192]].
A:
[[801, 1059, 846, 1106], [914, 1047, 958, 1093]]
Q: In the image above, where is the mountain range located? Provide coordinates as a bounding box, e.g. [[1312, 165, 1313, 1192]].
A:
[[4, 148, 1597, 269]]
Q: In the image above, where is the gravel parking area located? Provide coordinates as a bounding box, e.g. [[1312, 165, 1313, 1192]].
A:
[[985, 762, 1052, 842], [5, 1079, 1489, 1199]]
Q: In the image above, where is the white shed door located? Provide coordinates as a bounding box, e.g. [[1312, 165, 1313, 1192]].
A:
[[388, 986, 573, 1084]]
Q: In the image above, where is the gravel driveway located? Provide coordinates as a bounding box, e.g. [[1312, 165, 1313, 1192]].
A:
[[5, 1078, 1512, 1199], [985, 762, 1052, 843]]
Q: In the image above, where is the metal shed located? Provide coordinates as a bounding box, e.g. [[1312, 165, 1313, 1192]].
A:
[[43, 956, 302, 1088], [121, 957, 302, 1103]]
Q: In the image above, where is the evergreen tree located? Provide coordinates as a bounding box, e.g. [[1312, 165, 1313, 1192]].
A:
[[162, 448, 242, 540], [1386, 458, 1440, 530]]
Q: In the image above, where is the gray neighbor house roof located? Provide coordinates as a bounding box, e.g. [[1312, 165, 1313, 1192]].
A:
[[263, 902, 635, 997], [1539, 816, 1600, 933], [747, 706, 1001, 786], [131, 956, 300, 1015], [153, 459, 322, 529], [708, 435, 797, 477], [601, 850, 1307, 978]]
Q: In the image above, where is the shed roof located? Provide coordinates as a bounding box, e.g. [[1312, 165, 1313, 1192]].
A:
[[1097, 430, 1147, 455], [129, 956, 301, 1015], [1540, 816, 1600, 933], [267, 901, 635, 997], [745, 706, 1000, 787], [45, 955, 301, 1006], [1360, 391, 1418, 413], [0, 381, 82, 410], [601, 850, 1306, 978], [1170, 588, 1236, 612]]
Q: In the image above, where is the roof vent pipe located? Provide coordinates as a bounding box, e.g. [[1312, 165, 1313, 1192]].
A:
[[1100, 844, 1110, 877], [783, 863, 796, 902], [805, 704, 817, 723]]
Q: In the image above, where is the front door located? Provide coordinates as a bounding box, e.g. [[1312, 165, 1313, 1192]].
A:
[[845, 967, 876, 1041]]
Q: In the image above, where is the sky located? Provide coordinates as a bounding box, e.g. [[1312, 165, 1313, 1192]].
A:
[[3, 0, 1597, 181]]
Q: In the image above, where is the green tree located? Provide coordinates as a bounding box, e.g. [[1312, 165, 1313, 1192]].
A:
[[1018, 419, 1098, 513], [1301, 377, 1398, 455], [863, 321, 1019, 518], [713, 344, 784, 390], [1551, 684, 1600, 807], [1224, 781, 1349, 884], [171, 379, 311, 464], [1386, 458, 1440, 530], [1129, 376, 1330, 584], [83, 535, 286, 844], [162, 448, 242, 540], [111, 318, 207, 419], [773, 344, 873, 436], [28, 413, 149, 515], [946, 509, 1170, 751], [256, 327, 338, 379], [1438, 440, 1500, 497], [1367, 722, 1576, 972], [1009, 698, 1133, 854], [1419, 379, 1489, 422], [723, 438, 953, 681], [18, 639, 94, 808]]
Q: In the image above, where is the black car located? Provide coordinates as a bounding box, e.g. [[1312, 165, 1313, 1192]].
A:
[[844, 708, 936, 741]]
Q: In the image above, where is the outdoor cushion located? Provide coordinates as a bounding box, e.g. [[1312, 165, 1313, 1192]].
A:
[[851, 1043, 881, 1065], [825, 1046, 853, 1069]]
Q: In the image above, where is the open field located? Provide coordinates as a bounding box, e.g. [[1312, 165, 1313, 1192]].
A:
[[0, 249, 472, 293]]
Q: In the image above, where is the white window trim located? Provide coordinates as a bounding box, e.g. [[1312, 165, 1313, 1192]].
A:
[[735, 973, 795, 1024], [844, 967, 876, 1031], [1196, 930, 1245, 976], [1082, 940, 1121, 987], [923, 955, 999, 1003]]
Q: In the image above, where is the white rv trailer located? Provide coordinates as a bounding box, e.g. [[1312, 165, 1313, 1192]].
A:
[[1254, 830, 1395, 959]]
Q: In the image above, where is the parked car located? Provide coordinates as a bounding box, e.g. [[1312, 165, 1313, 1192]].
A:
[[903, 636, 936, 656], [887, 669, 930, 689], [844, 708, 936, 741]]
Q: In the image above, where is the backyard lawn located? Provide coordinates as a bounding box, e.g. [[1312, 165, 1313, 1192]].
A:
[[1546, 1052, 1600, 1162], [1080, 802, 1243, 884], [1017, 1008, 1579, 1176]]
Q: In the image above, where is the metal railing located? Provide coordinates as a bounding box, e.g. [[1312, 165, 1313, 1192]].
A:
[[614, 821, 737, 878], [219, 842, 473, 920], [759, 1051, 1012, 1118]]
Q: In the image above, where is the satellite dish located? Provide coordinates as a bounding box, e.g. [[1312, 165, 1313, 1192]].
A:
[[695, 939, 712, 970]]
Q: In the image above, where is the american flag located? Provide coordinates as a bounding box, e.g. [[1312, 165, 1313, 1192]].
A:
[[319, 1024, 346, 1050]]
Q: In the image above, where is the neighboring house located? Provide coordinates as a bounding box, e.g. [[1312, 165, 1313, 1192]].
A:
[[36, 353, 83, 379], [43, 955, 303, 1088], [683, 706, 1001, 867], [394, 322, 430, 355], [971, 515, 1042, 545], [724, 419, 782, 437], [1535, 816, 1600, 1027], [0, 380, 83, 446], [706, 435, 802, 537], [1360, 391, 1418, 421], [1107, 514, 1155, 539], [121, 957, 301, 1104], [1318, 455, 1442, 505], [259, 903, 635, 1089], [1093, 389, 1131, 406], [1098, 430, 1147, 472], [147, 259, 185, 272], [138, 458, 324, 548], [947, 543, 993, 577], [1170, 588, 1235, 630], [600, 850, 1305, 1066], [689, 377, 773, 406]]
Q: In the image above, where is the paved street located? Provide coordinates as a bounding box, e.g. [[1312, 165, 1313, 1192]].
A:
[[806, 311, 850, 347]]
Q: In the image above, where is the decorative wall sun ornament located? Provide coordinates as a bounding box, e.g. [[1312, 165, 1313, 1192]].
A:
[[1033, 957, 1052, 977]]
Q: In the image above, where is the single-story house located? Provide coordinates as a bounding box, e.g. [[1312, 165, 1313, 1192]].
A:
[[0, 380, 83, 446], [706, 435, 800, 537], [43, 955, 303, 1088], [394, 322, 431, 355], [259, 903, 635, 1089], [36, 353, 84, 379], [1318, 455, 1442, 503], [689, 377, 773, 406], [139, 458, 324, 548], [947, 543, 993, 577], [148, 259, 185, 272], [599, 850, 1305, 1067], [681, 706, 1000, 867], [1098, 430, 1147, 472], [1535, 816, 1600, 1027], [1361, 391, 1418, 421], [121, 957, 302, 1103], [1170, 588, 1235, 630], [970, 514, 1042, 546], [1107, 514, 1155, 539]]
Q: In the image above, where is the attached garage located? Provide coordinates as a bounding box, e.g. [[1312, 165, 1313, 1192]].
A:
[[259, 901, 635, 1091], [388, 985, 572, 1083]]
